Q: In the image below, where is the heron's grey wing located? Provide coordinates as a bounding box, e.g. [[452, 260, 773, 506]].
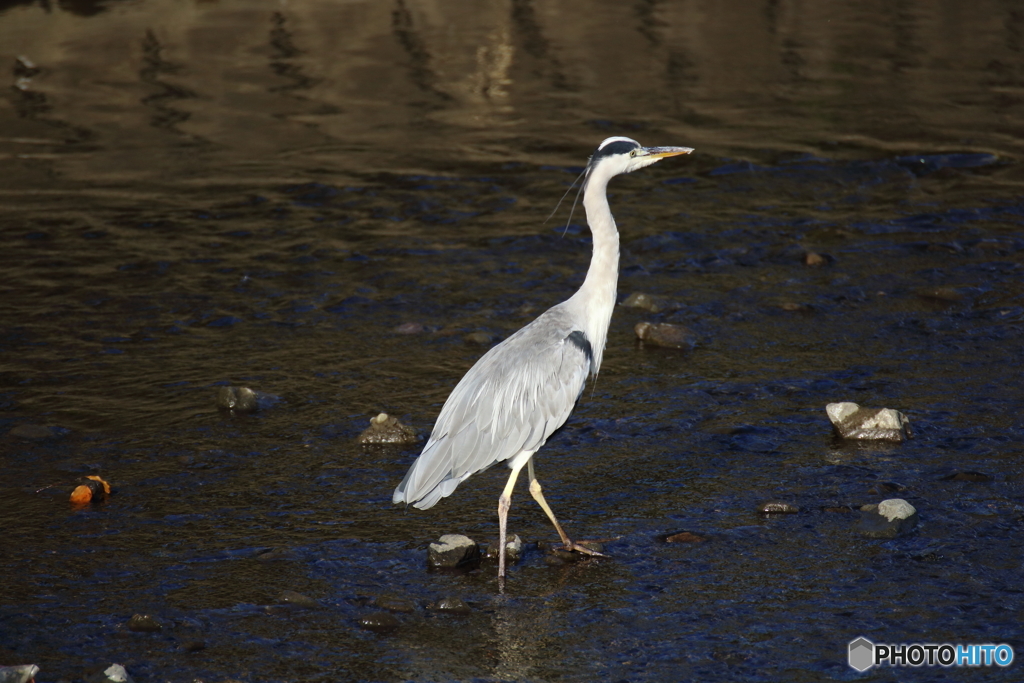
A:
[[393, 310, 592, 509]]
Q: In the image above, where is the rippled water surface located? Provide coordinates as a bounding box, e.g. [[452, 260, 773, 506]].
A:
[[1, 1, 1023, 681]]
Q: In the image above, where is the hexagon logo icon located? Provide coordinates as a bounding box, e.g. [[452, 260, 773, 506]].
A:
[[848, 637, 875, 672]]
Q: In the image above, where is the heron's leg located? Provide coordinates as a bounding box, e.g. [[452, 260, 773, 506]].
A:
[[527, 459, 606, 557], [498, 458, 528, 580]]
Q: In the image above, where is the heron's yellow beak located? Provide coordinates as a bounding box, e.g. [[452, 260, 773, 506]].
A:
[[642, 146, 694, 160]]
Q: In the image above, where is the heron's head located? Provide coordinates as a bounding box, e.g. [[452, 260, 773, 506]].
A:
[[587, 136, 694, 180]]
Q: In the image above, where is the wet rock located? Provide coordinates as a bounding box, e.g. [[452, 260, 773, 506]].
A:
[[485, 534, 523, 563], [359, 612, 399, 633], [375, 596, 416, 613], [857, 499, 919, 539], [759, 501, 799, 515], [8, 424, 67, 441], [180, 639, 206, 653], [216, 386, 258, 413], [778, 302, 813, 313], [276, 590, 319, 609], [826, 402, 912, 442], [358, 413, 417, 445], [87, 664, 135, 683], [0, 664, 39, 683], [804, 251, 829, 266], [215, 386, 278, 414], [621, 292, 669, 313], [427, 534, 481, 568], [663, 531, 706, 543], [941, 471, 992, 482], [428, 597, 471, 615], [126, 614, 162, 633], [634, 321, 696, 350], [393, 321, 425, 334], [463, 331, 494, 345]]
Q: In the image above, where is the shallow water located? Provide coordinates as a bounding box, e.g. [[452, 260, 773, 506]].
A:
[[1, 1, 1023, 681]]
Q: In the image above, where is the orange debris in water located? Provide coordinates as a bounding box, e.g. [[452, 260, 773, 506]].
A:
[[69, 475, 111, 505]]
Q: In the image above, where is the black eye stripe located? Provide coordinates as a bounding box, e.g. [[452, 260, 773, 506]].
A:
[[591, 140, 640, 161]]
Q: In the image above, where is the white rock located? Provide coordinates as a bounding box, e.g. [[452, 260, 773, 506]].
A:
[[877, 498, 917, 522]]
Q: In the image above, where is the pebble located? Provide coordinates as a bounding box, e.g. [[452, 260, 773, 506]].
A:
[[826, 402, 913, 442], [276, 590, 319, 609], [485, 534, 523, 563], [634, 321, 696, 350], [663, 531, 706, 543], [126, 614, 162, 633], [857, 498, 919, 538], [87, 664, 135, 683], [429, 597, 471, 615], [357, 413, 417, 445], [393, 322, 425, 334], [0, 665, 39, 683], [358, 612, 399, 633], [621, 292, 669, 313], [778, 302, 813, 313], [463, 331, 494, 345], [759, 501, 799, 515], [804, 251, 829, 266], [427, 534, 481, 568]]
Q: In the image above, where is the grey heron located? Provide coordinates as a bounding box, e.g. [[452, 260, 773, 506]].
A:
[[393, 136, 693, 579]]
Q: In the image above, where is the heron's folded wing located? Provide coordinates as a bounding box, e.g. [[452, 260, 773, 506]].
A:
[[393, 317, 591, 509]]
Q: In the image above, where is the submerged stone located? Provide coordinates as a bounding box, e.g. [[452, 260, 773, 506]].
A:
[[485, 534, 523, 563], [634, 321, 696, 350], [427, 534, 481, 568], [857, 499, 919, 539], [663, 531, 706, 543], [126, 614, 161, 633], [359, 612, 399, 633], [276, 590, 319, 609], [759, 501, 799, 515], [375, 596, 416, 613], [358, 413, 417, 445], [621, 292, 669, 313], [463, 331, 494, 345], [941, 471, 992, 482], [216, 386, 278, 414], [826, 402, 912, 442], [429, 597, 471, 615], [8, 424, 67, 441]]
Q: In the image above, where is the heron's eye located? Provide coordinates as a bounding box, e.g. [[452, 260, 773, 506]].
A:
[[629, 149, 637, 157]]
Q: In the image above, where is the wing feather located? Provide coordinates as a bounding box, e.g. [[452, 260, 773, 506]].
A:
[[393, 305, 591, 509]]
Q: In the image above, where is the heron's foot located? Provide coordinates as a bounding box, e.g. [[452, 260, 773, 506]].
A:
[[558, 540, 609, 558]]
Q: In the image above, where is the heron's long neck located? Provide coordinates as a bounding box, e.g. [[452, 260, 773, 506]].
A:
[[576, 174, 619, 372]]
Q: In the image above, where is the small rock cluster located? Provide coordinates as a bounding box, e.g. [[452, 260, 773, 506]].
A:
[[826, 401, 912, 442]]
